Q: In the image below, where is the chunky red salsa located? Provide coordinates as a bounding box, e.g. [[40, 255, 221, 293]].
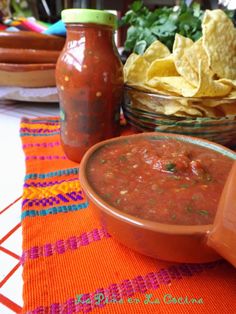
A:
[[87, 137, 234, 225], [56, 23, 123, 162]]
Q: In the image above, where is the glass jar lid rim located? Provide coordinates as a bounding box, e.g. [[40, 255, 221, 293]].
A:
[[61, 9, 117, 28]]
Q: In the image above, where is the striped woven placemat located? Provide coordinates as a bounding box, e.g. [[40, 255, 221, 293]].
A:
[[20, 117, 236, 314]]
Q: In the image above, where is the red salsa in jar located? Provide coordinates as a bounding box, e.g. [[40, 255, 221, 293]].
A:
[[87, 136, 234, 225], [56, 9, 123, 162]]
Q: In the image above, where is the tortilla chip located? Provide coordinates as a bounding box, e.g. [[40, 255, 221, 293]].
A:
[[218, 78, 236, 89], [127, 82, 180, 96], [182, 62, 232, 97], [173, 34, 199, 87], [147, 76, 196, 96], [124, 55, 149, 84], [130, 93, 203, 116], [123, 53, 139, 83], [226, 90, 236, 99], [123, 10, 236, 108], [185, 38, 213, 77], [143, 40, 170, 63], [147, 56, 179, 80], [202, 9, 236, 80], [191, 103, 223, 117]]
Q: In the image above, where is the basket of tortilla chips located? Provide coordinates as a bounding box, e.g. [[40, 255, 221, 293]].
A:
[[123, 9, 236, 147]]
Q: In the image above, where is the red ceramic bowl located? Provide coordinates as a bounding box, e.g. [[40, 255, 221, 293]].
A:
[[79, 132, 236, 263]]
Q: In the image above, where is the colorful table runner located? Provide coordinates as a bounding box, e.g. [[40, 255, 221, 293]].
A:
[[20, 117, 236, 314]]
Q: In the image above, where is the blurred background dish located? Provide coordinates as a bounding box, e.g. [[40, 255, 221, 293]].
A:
[[0, 62, 56, 87], [123, 85, 236, 148], [0, 31, 63, 91]]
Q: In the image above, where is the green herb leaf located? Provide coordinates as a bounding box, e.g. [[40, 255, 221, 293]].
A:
[[115, 198, 121, 205], [119, 155, 127, 162], [104, 193, 111, 199], [180, 183, 189, 188], [151, 20, 177, 37], [134, 40, 147, 54], [192, 3, 201, 18], [172, 175, 180, 180], [165, 163, 176, 172], [186, 204, 194, 213], [198, 210, 209, 216], [131, 0, 143, 12], [120, 0, 207, 53]]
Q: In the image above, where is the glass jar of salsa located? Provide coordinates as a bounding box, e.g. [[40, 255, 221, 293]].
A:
[[56, 9, 123, 162]]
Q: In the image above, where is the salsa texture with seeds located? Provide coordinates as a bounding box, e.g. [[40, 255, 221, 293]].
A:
[[87, 137, 233, 225]]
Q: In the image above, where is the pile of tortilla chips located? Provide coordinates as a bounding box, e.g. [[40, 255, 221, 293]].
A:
[[124, 10, 236, 118]]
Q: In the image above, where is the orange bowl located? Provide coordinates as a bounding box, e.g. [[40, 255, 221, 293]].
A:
[[79, 132, 236, 263]]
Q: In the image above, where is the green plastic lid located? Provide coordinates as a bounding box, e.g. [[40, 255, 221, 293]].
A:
[[61, 9, 117, 28]]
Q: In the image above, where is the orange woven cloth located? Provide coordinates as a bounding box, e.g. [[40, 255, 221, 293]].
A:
[[20, 117, 236, 314]]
